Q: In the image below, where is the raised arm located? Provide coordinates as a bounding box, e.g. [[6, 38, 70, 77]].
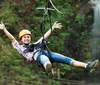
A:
[[44, 21, 62, 39], [36, 21, 62, 43], [0, 22, 16, 42]]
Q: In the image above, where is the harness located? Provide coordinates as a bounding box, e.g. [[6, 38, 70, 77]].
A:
[[23, 39, 51, 67], [23, 0, 62, 67], [34, 0, 63, 64]]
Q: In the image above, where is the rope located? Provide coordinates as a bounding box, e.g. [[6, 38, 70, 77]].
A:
[[49, 0, 63, 14], [38, 0, 54, 46]]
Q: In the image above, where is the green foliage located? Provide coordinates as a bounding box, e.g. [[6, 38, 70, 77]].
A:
[[48, 79, 61, 85], [75, 13, 85, 24], [0, 2, 19, 24], [0, 0, 93, 84]]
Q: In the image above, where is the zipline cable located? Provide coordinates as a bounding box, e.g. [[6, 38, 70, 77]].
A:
[[37, 0, 54, 42], [49, 0, 63, 14]]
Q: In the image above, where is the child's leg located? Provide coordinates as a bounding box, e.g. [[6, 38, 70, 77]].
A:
[[72, 60, 87, 68], [39, 54, 52, 74], [43, 50, 99, 71], [44, 50, 76, 65]]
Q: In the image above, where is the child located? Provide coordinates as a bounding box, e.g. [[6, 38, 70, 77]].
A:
[[0, 21, 99, 75]]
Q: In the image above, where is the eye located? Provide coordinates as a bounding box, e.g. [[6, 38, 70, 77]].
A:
[[23, 35, 31, 39], [27, 36, 30, 38], [23, 36, 26, 38]]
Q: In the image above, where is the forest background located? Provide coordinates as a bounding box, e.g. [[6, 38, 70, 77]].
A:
[[0, 0, 94, 84]]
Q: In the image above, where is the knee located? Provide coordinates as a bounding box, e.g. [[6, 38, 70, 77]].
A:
[[39, 55, 51, 65]]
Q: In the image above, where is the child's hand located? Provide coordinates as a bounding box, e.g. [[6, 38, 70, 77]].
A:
[[52, 21, 62, 30], [0, 22, 5, 30]]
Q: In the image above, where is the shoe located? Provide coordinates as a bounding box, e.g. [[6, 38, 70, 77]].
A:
[[86, 60, 99, 73], [44, 62, 52, 75]]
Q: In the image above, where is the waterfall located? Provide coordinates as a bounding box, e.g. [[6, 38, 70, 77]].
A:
[[91, 0, 100, 4], [91, 0, 100, 61]]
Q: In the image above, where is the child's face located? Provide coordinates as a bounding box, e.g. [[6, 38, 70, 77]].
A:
[[21, 34, 31, 44]]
